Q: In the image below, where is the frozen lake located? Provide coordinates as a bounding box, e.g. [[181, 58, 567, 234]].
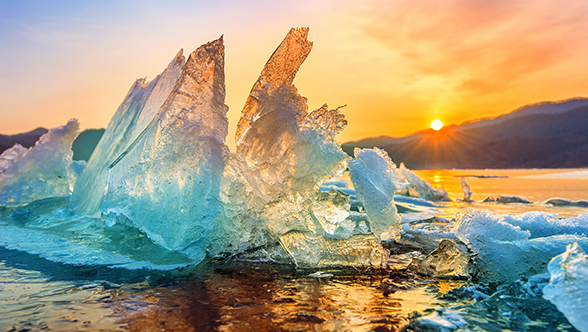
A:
[[1, 168, 586, 332]]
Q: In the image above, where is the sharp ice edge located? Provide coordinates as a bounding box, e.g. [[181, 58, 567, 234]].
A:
[[0, 119, 82, 206], [69, 49, 185, 217], [99, 37, 227, 263], [459, 177, 472, 202]]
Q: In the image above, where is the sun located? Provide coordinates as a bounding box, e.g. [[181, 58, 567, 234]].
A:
[[430, 119, 443, 131]]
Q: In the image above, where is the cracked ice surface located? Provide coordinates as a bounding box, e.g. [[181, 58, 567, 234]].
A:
[[0, 120, 83, 206], [100, 38, 228, 263]]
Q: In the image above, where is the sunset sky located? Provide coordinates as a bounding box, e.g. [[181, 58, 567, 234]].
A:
[[1, 0, 587, 150]]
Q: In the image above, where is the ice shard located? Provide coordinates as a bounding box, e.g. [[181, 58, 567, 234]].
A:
[[399, 163, 450, 201], [0, 120, 82, 206], [69, 50, 185, 216], [100, 38, 228, 262], [411, 239, 472, 279], [348, 147, 406, 241], [209, 28, 350, 262], [543, 243, 588, 332], [460, 177, 472, 202], [235, 27, 348, 196]]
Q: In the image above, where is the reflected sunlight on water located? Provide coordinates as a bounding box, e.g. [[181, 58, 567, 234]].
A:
[[109, 265, 467, 332]]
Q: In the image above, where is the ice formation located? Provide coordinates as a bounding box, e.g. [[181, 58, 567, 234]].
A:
[[280, 232, 390, 267], [543, 243, 588, 332], [452, 210, 588, 281], [399, 163, 450, 201], [0, 120, 83, 206], [208, 28, 360, 264], [69, 50, 185, 216], [348, 147, 406, 241], [99, 38, 227, 262], [0, 201, 192, 270], [483, 195, 531, 204], [543, 198, 588, 207], [459, 177, 472, 202], [411, 239, 472, 279]]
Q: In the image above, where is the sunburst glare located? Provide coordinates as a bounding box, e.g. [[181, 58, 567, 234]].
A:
[[431, 119, 443, 130]]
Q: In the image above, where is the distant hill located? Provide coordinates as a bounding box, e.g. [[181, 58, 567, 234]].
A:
[[343, 98, 588, 169], [0, 128, 48, 153], [0, 128, 105, 162]]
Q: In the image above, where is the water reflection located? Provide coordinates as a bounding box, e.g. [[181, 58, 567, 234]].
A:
[[110, 264, 466, 331]]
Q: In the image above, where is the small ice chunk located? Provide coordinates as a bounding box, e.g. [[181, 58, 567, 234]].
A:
[[543, 243, 588, 332], [0, 120, 81, 206], [399, 163, 451, 201], [483, 195, 531, 204], [408, 310, 467, 331], [309, 271, 334, 278], [411, 239, 472, 279], [349, 147, 406, 241], [543, 198, 588, 207], [279, 231, 390, 268], [459, 178, 473, 202]]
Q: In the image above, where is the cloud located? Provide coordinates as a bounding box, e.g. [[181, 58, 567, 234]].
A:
[[360, 0, 588, 95]]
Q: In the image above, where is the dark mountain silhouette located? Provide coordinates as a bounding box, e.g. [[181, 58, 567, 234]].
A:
[[343, 98, 588, 169], [0, 128, 105, 162], [0, 128, 48, 153]]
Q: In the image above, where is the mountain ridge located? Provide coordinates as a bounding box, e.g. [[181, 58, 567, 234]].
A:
[[343, 98, 588, 169]]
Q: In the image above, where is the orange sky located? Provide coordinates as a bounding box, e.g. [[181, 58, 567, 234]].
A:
[[1, 0, 587, 151]]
